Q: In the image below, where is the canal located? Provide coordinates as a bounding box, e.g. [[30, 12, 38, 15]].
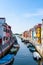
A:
[[12, 36, 43, 65]]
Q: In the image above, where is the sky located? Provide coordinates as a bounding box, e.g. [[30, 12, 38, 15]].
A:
[[0, 0, 43, 33]]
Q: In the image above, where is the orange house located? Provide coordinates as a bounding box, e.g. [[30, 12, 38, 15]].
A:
[[22, 31, 29, 38]]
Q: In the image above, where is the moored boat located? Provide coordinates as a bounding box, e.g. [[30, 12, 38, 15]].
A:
[[29, 46, 36, 52], [0, 54, 14, 65], [21, 38, 25, 42], [26, 43, 30, 47], [12, 35, 17, 43], [13, 44, 20, 48], [10, 47, 19, 55], [27, 43, 33, 48], [33, 52, 41, 60], [10, 47, 18, 53]]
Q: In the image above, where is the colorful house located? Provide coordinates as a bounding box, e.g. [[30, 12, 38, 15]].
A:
[[28, 29, 32, 39], [22, 19, 42, 44], [22, 31, 29, 38], [36, 24, 41, 44], [0, 18, 13, 57]]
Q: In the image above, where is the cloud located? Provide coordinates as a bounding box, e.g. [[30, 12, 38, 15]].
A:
[[23, 9, 43, 18]]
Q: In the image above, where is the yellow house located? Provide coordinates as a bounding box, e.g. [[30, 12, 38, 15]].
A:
[[36, 24, 41, 44]]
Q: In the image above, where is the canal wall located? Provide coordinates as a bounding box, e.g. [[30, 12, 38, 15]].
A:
[[20, 35, 43, 58]]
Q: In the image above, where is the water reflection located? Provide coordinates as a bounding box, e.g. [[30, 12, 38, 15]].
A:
[[12, 36, 43, 65]]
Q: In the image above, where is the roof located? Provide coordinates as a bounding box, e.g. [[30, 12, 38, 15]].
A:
[[0, 18, 5, 19]]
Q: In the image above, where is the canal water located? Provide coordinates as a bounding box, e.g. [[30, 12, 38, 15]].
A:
[[12, 36, 43, 65]]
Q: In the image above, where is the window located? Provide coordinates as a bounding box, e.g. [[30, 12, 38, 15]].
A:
[[3, 37, 5, 41], [3, 37, 8, 41], [6, 37, 8, 40], [3, 28, 7, 32]]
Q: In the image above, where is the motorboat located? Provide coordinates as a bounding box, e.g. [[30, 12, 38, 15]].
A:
[[10, 47, 18, 53], [33, 52, 41, 60], [13, 44, 20, 48], [27, 43, 33, 48], [29, 46, 36, 52]]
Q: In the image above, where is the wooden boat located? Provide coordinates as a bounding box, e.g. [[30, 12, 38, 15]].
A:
[[0, 54, 14, 65]]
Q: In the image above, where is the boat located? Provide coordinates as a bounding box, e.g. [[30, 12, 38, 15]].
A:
[[27, 43, 33, 48], [24, 40, 29, 43], [33, 52, 41, 60], [0, 54, 14, 65], [10, 47, 19, 55], [21, 39, 25, 42], [29, 46, 36, 52], [13, 35, 17, 43], [13, 44, 20, 48], [21, 38, 25, 42], [10, 47, 18, 53], [12, 35, 20, 48], [26, 43, 30, 47]]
